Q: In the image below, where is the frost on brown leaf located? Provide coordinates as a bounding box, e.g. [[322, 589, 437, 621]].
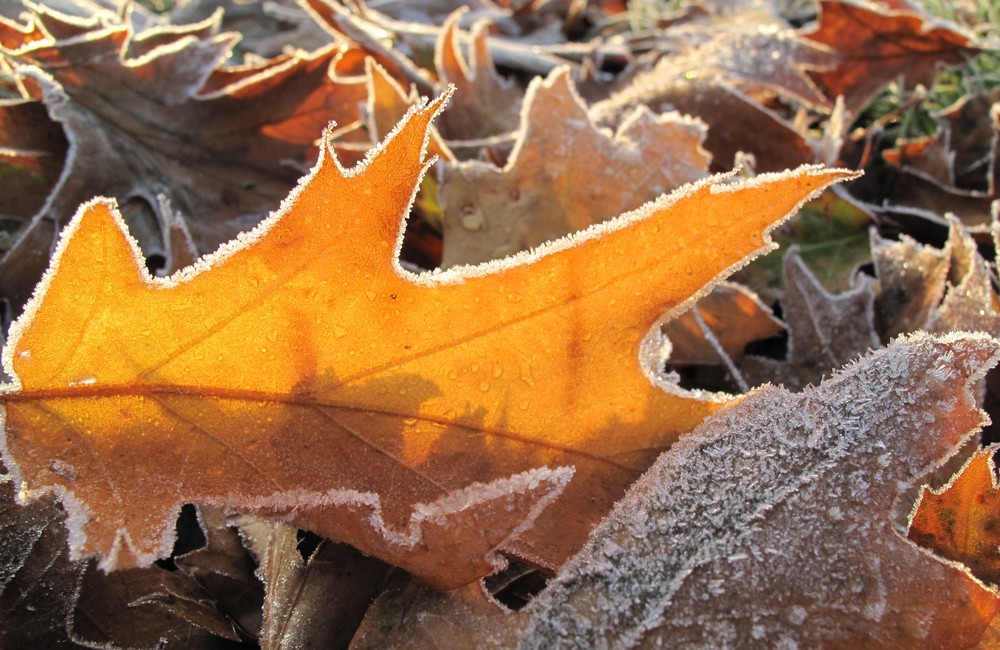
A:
[[873, 218, 1000, 339], [0, 476, 83, 647], [742, 249, 879, 390], [0, 4, 366, 313], [521, 332, 1000, 648], [439, 66, 710, 267]]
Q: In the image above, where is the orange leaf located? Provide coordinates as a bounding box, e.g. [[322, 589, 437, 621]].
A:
[[0, 93, 854, 588], [910, 449, 1000, 586]]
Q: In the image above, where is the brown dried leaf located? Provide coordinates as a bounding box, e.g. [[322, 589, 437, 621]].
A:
[[439, 66, 710, 266], [593, 78, 816, 173], [871, 231, 950, 339], [72, 563, 244, 648], [0, 478, 84, 648], [351, 580, 516, 649], [804, 0, 980, 116], [236, 516, 390, 650], [0, 5, 366, 313], [663, 282, 783, 366]]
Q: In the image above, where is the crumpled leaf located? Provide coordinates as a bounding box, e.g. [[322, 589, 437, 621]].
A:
[[804, 0, 980, 116], [0, 4, 366, 313], [439, 66, 710, 266], [235, 515, 390, 649], [742, 249, 879, 390], [521, 332, 1000, 648], [873, 217, 1000, 339], [0, 91, 853, 588], [910, 449, 1000, 587]]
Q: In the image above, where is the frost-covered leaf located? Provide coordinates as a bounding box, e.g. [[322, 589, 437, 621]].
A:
[[871, 230, 950, 339], [592, 77, 815, 173], [72, 562, 246, 648], [522, 332, 1000, 648], [0, 4, 366, 313], [742, 249, 879, 390], [364, 58, 453, 162], [873, 217, 1000, 339], [0, 90, 852, 588], [439, 66, 710, 266]]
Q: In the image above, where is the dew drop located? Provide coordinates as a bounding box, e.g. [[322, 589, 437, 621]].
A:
[[460, 212, 485, 231], [478, 380, 490, 392], [333, 325, 347, 338], [492, 366, 503, 378]]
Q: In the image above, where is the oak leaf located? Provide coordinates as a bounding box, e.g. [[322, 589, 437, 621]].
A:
[[0, 91, 851, 588], [741, 249, 879, 390], [0, 4, 366, 313], [522, 332, 1000, 648], [910, 449, 1000, 587]]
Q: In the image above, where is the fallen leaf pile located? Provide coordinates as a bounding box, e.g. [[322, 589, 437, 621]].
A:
[[0, 0, 998, 647]]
